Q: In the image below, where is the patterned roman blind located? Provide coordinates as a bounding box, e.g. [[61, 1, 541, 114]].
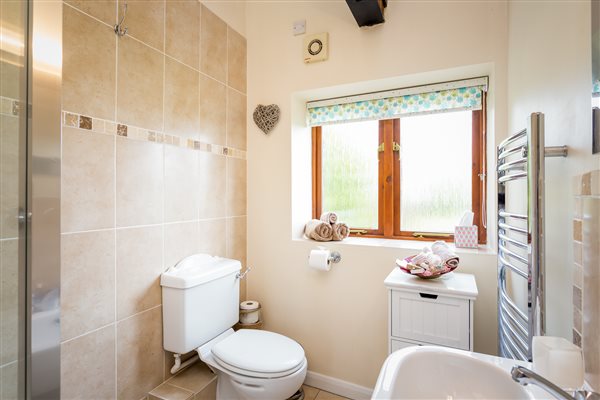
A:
[[307, 77, 488, 127]]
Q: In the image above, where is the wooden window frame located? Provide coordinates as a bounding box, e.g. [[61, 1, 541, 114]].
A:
[[312, 104, 487, 245]]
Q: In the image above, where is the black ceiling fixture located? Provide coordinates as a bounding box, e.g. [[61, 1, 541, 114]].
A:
[[345, 0, 387, 27]]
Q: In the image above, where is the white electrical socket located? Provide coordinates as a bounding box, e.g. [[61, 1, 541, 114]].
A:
[[293, 20, 306, 36]]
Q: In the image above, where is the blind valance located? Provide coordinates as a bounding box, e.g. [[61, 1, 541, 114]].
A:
[[307, 77, 487, 127]]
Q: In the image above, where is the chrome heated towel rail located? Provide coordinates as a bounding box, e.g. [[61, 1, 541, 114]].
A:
[[497, 112, 567, 361]]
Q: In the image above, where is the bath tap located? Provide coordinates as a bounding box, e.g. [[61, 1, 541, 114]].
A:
[[511, 366, 600, 400]]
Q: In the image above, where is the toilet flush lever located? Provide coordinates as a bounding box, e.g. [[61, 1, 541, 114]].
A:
[[236, 267, 252, 280]]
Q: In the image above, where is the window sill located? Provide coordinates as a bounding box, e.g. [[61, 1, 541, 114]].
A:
[[293, 235, 496, 256]]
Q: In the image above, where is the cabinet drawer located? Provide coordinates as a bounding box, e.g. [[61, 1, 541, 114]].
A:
[[390, 290, 470, 350], [390, 338, 421, 353]]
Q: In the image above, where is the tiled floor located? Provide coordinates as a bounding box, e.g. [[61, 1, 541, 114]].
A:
[[302, 385, 350, 400], [148, 362, 350, 400]]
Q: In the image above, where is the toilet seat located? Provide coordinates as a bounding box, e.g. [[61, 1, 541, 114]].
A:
[[211, 329, 305, 378]]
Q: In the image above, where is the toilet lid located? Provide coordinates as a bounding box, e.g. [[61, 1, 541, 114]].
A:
[[212, 330, 305, 376]]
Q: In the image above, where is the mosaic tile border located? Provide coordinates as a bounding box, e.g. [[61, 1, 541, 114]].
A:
[[573, 170, 600, 197], [62, 110, 247, 160], [1, 96, 20, 117], [572, 169, 600, 347]]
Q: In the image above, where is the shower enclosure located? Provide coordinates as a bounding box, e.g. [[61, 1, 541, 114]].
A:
[[1, 1, 62, 398]]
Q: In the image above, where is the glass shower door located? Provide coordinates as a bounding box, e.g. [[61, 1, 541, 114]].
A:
[[1, 1, 28, 399]]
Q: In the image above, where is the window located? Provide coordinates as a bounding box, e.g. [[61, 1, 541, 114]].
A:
[[311, 84, 487, 243]]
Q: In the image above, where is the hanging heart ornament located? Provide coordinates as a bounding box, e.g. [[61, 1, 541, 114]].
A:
[[253, 104, 280, 134]]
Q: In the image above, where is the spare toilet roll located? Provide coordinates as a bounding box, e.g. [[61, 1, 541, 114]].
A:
[[309, 249, 331, 271], [240, 301, 260, 324]]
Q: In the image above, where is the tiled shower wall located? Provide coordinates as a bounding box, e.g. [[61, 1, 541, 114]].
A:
[[0, 1, 25, 398], [60, 1, 247, 399], [573, 170, 600, 391]]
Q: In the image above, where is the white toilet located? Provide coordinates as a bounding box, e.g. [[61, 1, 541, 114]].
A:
[[161, 254, 307, 400]]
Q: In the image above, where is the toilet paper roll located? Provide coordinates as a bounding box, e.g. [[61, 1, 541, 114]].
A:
[[240, 301, 260, 324], [240, 301, 259, 311], [309, 249, 331, 271]]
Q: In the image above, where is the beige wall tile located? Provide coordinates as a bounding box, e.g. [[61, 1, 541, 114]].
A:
[[573, 263, 583, 288], [116, 226, 163, 320], [198, 152, 226, 219], [165, 146, 199, 223], [164, 58, 199, 139], [163, 350, 201, 381], [61, 230, 115, 341], [116, 137, 163, 227], [226, 88, 246, 150], [574, 219, 582, 242], [1, 115, 18, 239], [200, 5, 226, 82], [227, 27, 246, 93], [120, 0, 165, 51], [592, 170, 600, 196], [61, 325, 116, 400], [166, 0, 199, 69], [0, 0, 25, 99], [0, 61, 20, 100], [117, 307, 163, 400], [198, 219, 226, 257], [63, 5, 116, 120], [226, 158, 246, 217], [227, 217, 246, 300], [117, 36, 164, 131], [227, 217, 246, 267], [62, 127, 115, 233], [1, 362, 18, 400], [583, 197, 600, 390], [574, 241, 583, 265], [199, 75, 226, 146], [167, 362, 215, 394], [164, 222, 200, 270], [65, 0, 116, 26], [1, 239, 18, 366]]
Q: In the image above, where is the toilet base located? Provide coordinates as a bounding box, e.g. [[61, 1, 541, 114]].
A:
[[215, 358, 307, 400], [288, 387, 305, 400]]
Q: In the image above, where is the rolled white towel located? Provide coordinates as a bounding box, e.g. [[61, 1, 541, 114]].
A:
[[304, 219, 333, 242], [431, 241, 448, 253], [320, 212, 338, 224], [431, 240, 459, 267], [425, 253, 442, 267], [332, 222, 350, 241], [411, 253, 428, 265]]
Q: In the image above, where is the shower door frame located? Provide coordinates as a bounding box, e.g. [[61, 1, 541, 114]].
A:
[[27, 0, 62, 398]]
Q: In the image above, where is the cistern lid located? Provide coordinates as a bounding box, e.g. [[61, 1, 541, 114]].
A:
[[212, 329, 305, 377], [161, 253, 241, 289]]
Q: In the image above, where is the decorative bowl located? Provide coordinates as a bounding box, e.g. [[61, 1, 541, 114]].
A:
[[397, 254, 458, 279]]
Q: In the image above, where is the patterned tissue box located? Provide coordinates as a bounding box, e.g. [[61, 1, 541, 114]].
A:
[[454, 226, 478, 248]]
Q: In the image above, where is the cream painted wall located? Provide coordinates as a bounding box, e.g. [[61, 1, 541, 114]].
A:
[[202, 0, 246, 36], [507, 1, 599, 339], [246, 1, 508, 388]]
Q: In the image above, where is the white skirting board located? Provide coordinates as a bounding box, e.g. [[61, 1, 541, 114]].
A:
[[304, 371, 373, 400]]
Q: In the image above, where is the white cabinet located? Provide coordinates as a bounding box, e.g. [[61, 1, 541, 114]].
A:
[[385, 269, 478, 353]]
